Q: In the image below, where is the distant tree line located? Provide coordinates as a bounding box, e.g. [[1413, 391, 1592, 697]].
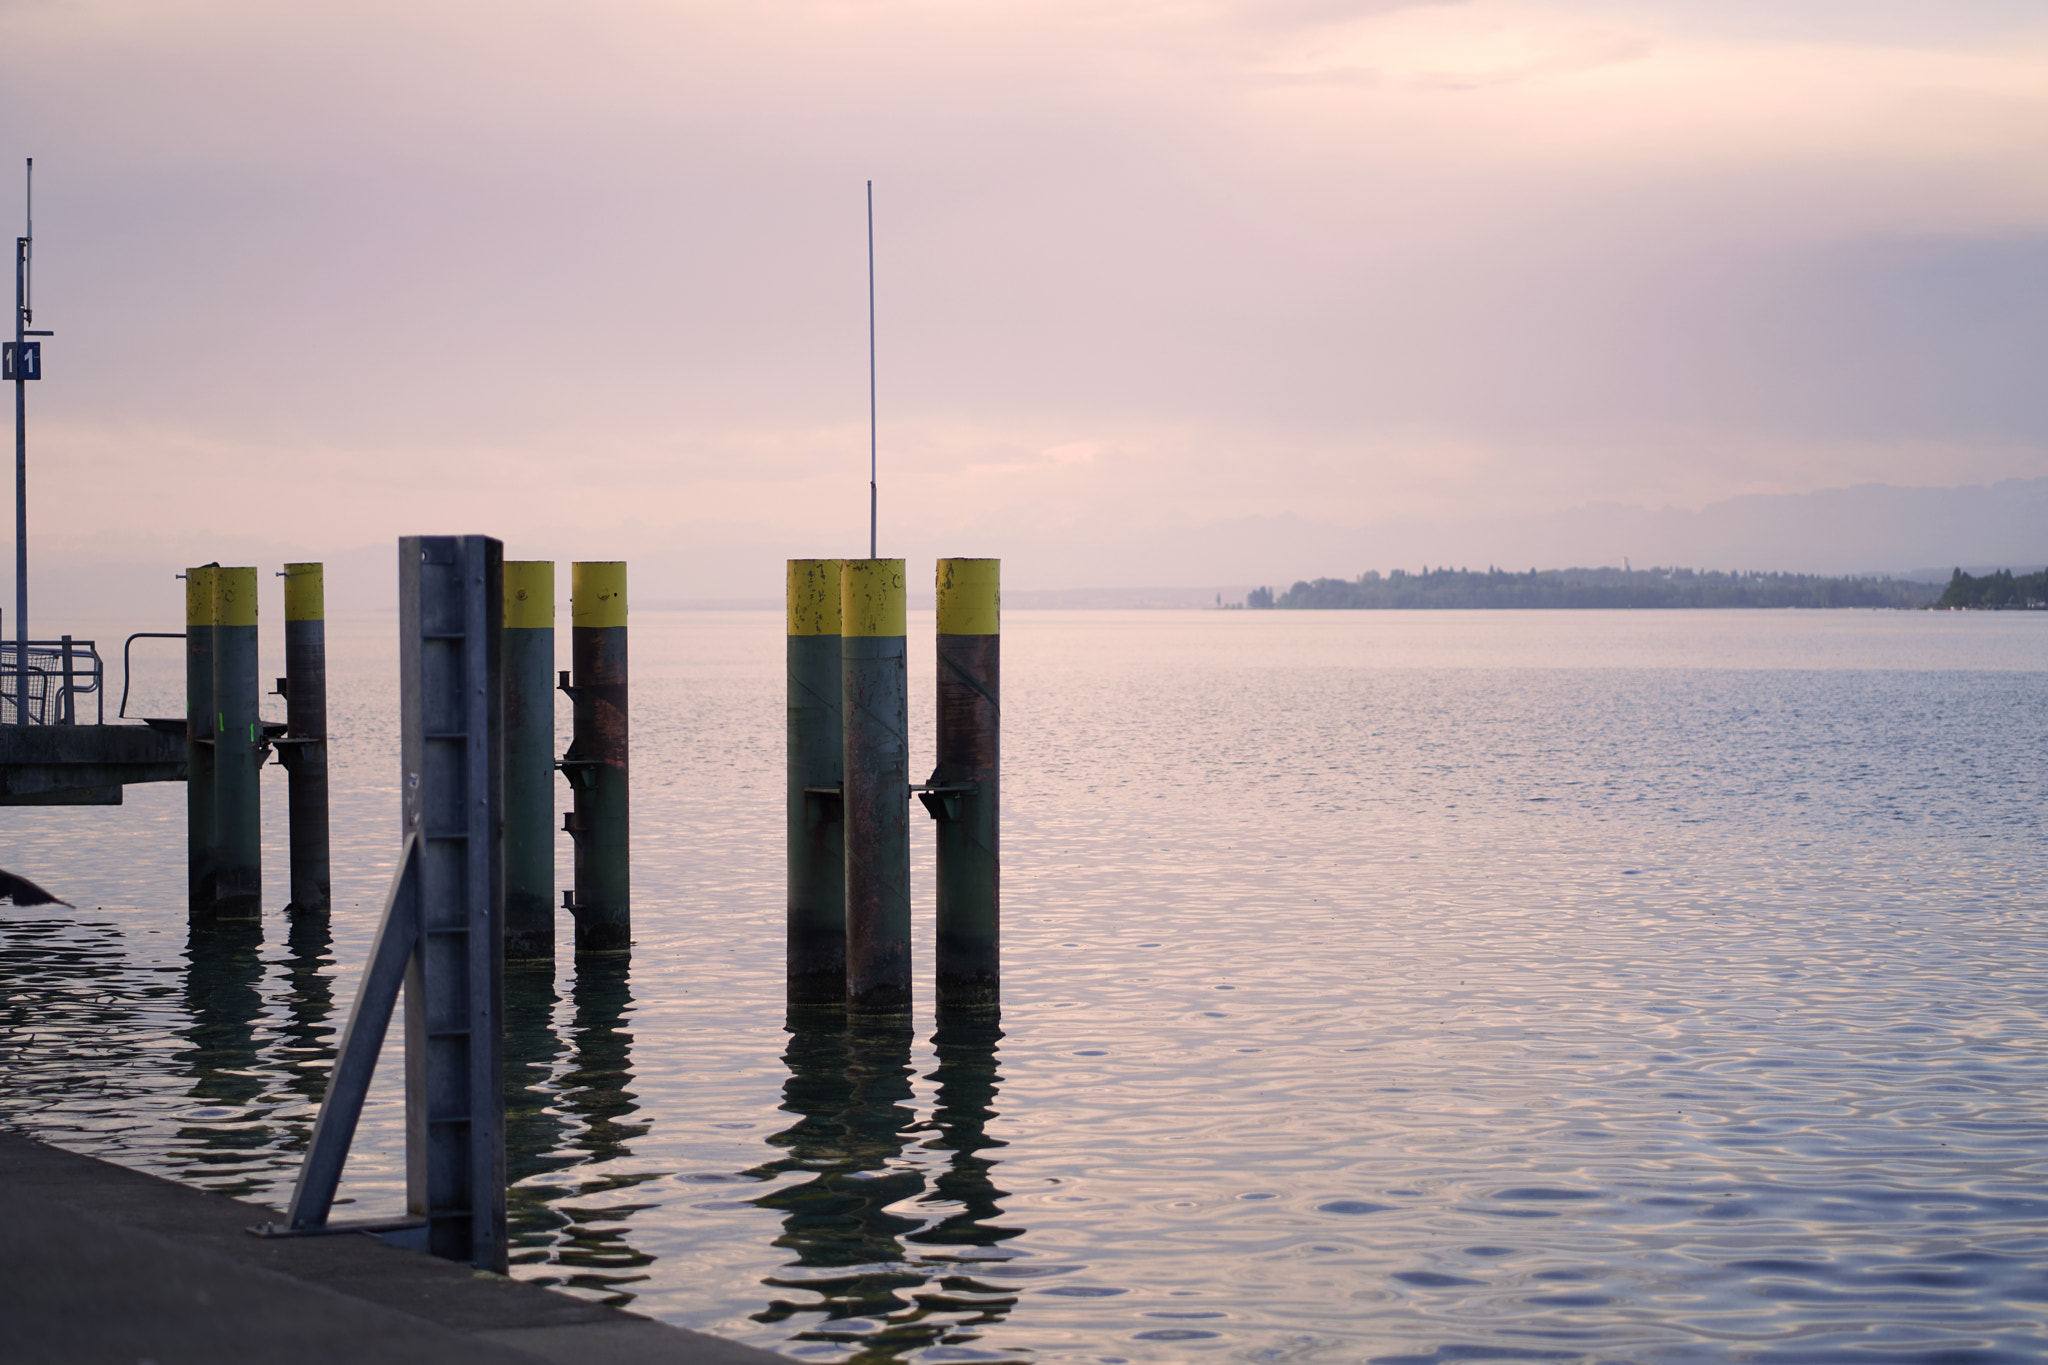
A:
[[1242, 565, 1945, 610], [1935, 567, 2048, 610]]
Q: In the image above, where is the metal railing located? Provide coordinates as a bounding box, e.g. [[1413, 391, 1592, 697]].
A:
[[0, 637, 106, 726], [120, 632, 185, 720]]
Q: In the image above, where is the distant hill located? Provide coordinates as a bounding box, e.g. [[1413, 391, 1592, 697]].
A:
[[1936, 567, 2048, 610], [1248, 566, 1942, 610], [1018, 478, 2048, 593]]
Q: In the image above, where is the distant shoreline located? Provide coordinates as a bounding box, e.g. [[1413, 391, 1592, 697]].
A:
[[1232, 565, 2046, 611]]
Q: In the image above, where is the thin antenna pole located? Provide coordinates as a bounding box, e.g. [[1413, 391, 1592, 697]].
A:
[[867, 180, 876, 561]]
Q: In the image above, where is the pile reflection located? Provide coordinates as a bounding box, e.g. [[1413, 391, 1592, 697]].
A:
[[9, 908, 1028, 1359], [277, 910, 337, 1115], [506, 959, 661, 1306], [749, 1016, 1022, 1362], [174, 920, 272, 1195]]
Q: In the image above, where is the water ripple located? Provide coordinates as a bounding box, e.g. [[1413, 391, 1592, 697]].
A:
[[3, 610, 2046, 1362]]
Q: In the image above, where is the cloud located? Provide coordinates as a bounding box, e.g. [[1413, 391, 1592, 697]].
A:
[[1250, 2, 1657, 89]]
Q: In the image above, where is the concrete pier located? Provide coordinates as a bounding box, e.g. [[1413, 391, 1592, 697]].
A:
[[0, 1130, 782, 1364], [0, 722, 184, 804]]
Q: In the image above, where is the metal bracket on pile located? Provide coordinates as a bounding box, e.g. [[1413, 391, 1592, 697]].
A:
[[911, 773, 976, 823], [271, 735, 319, 773], [257, 535, 506, 1273], [557, 755, 601, 790]]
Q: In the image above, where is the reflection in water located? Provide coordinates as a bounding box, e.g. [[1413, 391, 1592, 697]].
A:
[[505, 965, 571, 1186], [0, 918, 160, 1134], [174, 921, 272, 1195], [913, 1018, 1019, 1253], [562, 963, 646, 1163], [513, 960, 662, 1306], [750, 1017, 1021, 1362], [752, 1024, 924, 1268], [277, 912, 336, 1116], [9, 619, 2048, 1363], [506, 964, 574, 1266]]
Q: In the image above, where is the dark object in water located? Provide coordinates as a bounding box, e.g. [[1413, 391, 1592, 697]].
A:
[[0, 868, 72, 908]]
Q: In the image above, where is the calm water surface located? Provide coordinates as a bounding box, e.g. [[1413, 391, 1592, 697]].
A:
[[4, 609, 2046, 1364]]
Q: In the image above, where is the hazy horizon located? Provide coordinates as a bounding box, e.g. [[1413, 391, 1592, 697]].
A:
[[2, 0, 2044, 619], [10, 473, 2044, 618]]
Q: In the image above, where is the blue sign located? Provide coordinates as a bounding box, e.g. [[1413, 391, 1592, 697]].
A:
[[1, 342, 39, 381]]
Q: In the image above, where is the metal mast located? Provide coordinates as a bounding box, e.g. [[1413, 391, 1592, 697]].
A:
[[10, 158, 54, 724], [13, 159, 30, 723]]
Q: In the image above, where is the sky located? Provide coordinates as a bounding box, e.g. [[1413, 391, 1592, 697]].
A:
[[2, 0, 2045, 604]]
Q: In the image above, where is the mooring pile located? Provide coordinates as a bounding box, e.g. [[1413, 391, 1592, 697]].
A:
[[787, 556, 1000, 1024], [181, 561, 336, 919], [501, 558, 631, 958], [207, 543, 637, 1269], [275, 537, 641, 1266], [181, 556, 632, 955], [226, 544, 1001, 1275], [183, 564, 299, 919]]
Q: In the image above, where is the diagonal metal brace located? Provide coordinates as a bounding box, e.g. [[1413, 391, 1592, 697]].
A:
[[276, 833, 421, 1232]]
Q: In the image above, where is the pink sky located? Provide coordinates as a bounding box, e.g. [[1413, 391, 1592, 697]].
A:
[[2, 0, 2045, 598]]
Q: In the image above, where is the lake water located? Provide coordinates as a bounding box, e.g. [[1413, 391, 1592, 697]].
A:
[[4, 608, 2046, 1364]]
